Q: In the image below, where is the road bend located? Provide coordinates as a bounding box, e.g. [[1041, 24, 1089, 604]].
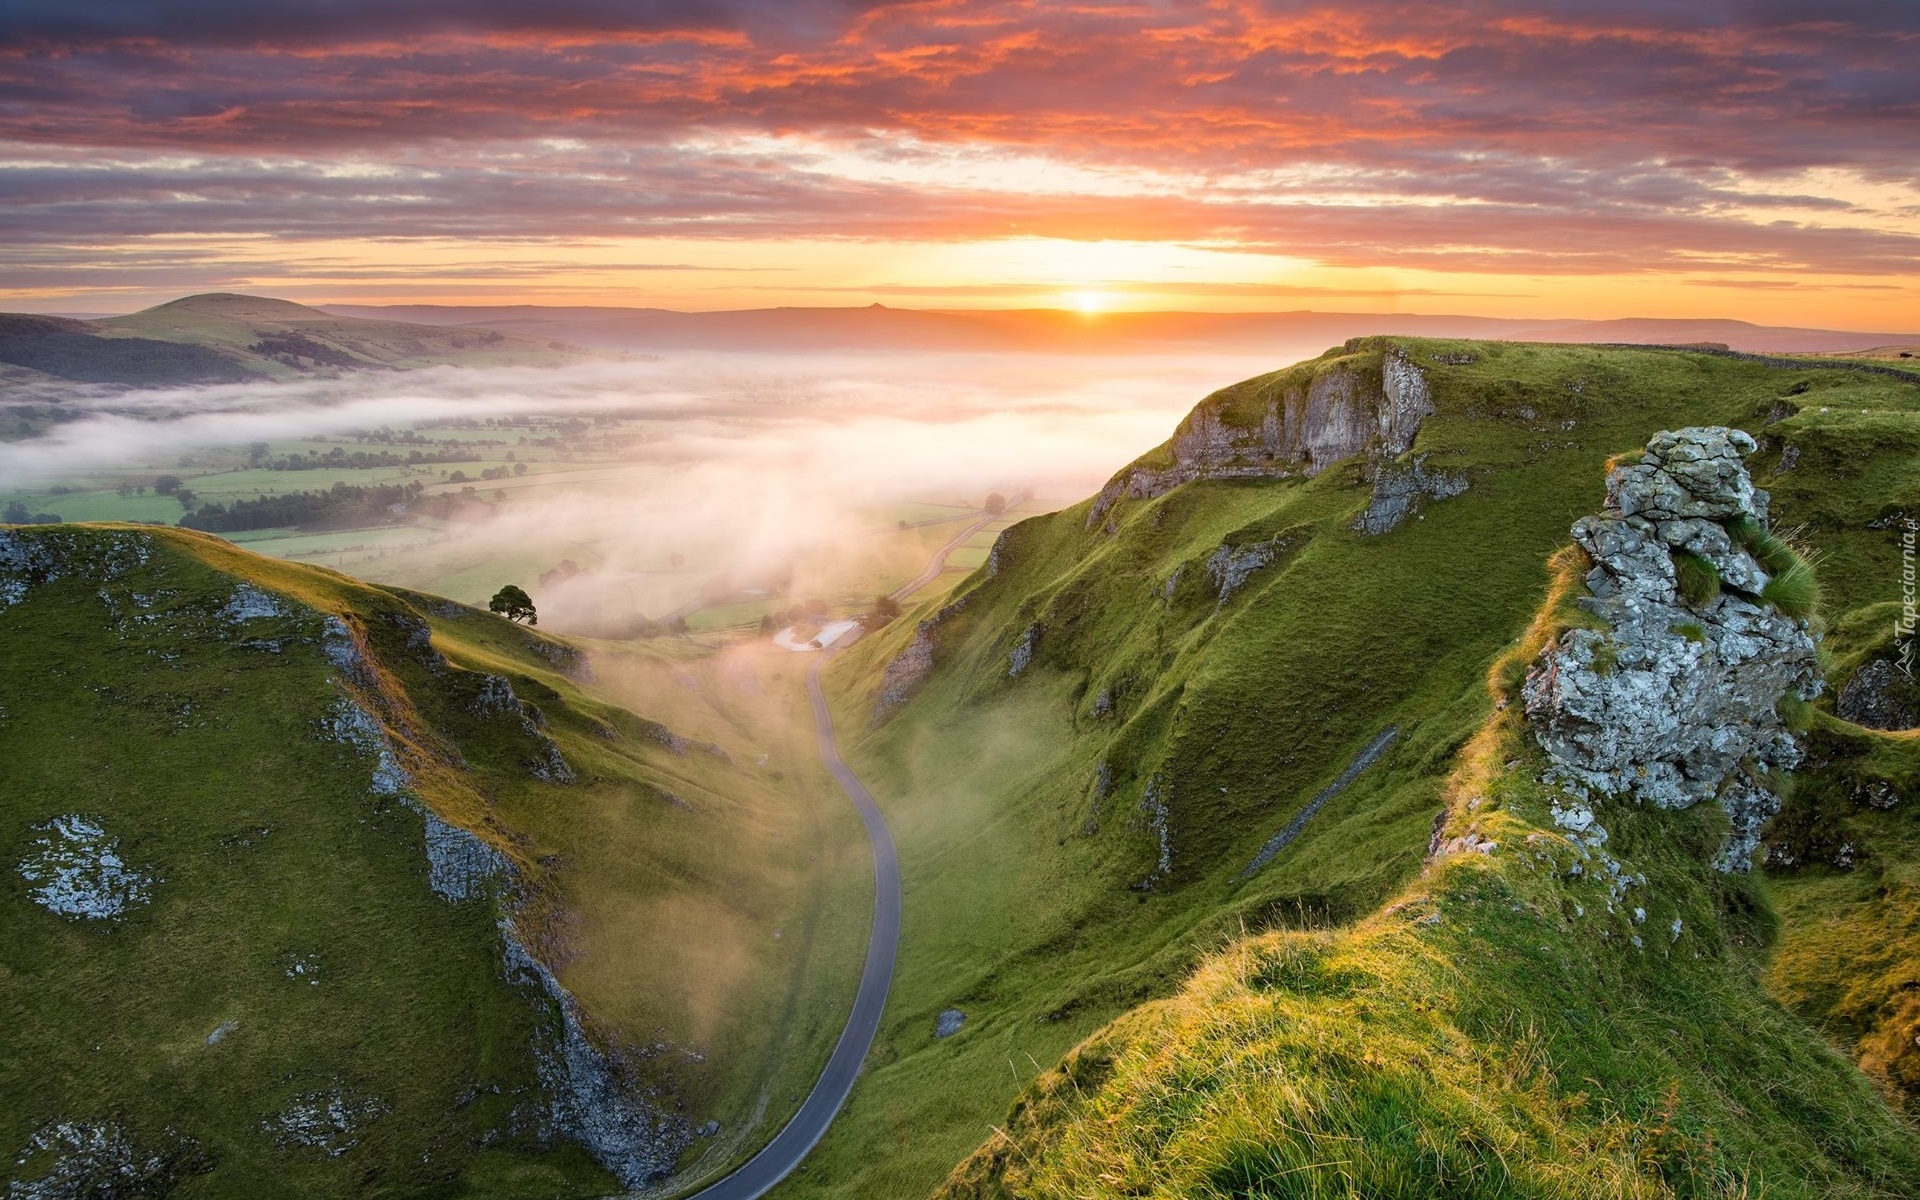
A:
[[684, 504, 1012, 1197], [681, 656, 900, 1200]]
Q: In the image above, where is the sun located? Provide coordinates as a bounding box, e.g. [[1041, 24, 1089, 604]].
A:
[[1067, 289, 1106, 315]]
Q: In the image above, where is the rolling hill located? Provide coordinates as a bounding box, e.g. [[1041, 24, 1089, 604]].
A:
[[320, 302, 1920, 358], [7, 337, 1920, 1199], [0, 293, 593, 389]]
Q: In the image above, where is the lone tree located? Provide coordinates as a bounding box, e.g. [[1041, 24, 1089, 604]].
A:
[[984, 491, 1007, 515], [489, 584, 537, 626]]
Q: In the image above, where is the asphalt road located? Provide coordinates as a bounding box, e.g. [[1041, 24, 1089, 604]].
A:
[[682, 501, 1010, 1199], [682, 657, 901, 1200], [889, 507, 1003, 602]]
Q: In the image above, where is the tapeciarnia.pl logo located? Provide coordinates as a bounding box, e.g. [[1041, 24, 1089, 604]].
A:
[[1898, 517, 1916, 680]]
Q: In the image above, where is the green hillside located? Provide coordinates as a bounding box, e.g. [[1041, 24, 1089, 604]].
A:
[[0, 525, 864, 1197], [0, 312, 259, 388], [805, 339, 1920, 1198], [7, 338, 1918, 1199], [0, 293, 592, 388]]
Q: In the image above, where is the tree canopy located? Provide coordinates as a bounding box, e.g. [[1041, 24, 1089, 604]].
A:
[[489, 584, 537, 625]]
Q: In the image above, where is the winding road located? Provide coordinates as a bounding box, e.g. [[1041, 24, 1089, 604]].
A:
[[685, 504, 1007, 1199], [683, 658, 900, 1200], [888, 508, 1000, 603]]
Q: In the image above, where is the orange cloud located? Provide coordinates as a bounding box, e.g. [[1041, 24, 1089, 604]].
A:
[[1, 1, 1915, 318]]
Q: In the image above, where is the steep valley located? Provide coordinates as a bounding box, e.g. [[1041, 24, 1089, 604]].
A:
[[0, 526, 867, 1197], [5, 337, 1920, 1199]]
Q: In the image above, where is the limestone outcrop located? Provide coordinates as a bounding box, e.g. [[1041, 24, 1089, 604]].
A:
[[1087, 347, 1436, 525], [872, 594, 969, 720], [1352, 454, 1469, 536], [1524, 427, 1821, 871]]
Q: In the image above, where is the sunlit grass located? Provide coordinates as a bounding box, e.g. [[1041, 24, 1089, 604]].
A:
[[808, 338, 1920, 1200]]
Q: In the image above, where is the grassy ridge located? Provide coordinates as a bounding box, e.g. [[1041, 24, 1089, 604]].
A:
[[97, 293, 592, 379], [802, 339, 1920, 1198], [0, 294, 590, 389], [0, 526, 865, 1196], [939, 709, 1920, 1198]]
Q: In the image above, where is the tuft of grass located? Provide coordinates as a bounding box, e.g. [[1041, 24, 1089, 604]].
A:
[[1778, 695, 1817, 732], [1728, 518, 1823, 617], [1670, 622, 1708, 644], [1763, 558, 1821, 621], [1751, 530, 1800, 577], [1590, 642, 1621, 676], [1672, 551, 1722, 607]]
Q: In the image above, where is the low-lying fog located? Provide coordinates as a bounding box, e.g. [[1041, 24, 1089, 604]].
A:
[[1, 349, 1314, 629]]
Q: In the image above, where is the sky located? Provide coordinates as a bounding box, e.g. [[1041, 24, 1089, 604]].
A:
[[3, 1, 1918, 326]]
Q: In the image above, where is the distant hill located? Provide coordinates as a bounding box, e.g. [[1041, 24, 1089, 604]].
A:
[[9, 294, 1909, 382], [0, 293, 594, 389], [0, 312, 258, 387], [321, 302, 1920, 357]]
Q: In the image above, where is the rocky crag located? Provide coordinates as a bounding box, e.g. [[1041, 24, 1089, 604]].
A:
[[871, 593, 969, 720], [1087, 343, 1461, 534], [874, 344, 1465, 722], [1524, 427, 1822, 871]]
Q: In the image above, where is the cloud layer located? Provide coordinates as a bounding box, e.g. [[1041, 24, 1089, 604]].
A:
[[3, 2, 1918, 303]]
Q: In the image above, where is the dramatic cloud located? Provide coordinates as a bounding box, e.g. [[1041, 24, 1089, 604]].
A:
[[2, 2, 1917, 308]]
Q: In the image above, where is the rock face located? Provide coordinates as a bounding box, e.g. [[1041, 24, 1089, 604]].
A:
[[1204, 540, 1281, 602], [471, 673, 578, 783], [1524, 428, 1821, 871], [1087, 347, 1436, 525], [18, 814, 155, 920], [873, 595, 969, 720], [1352, 455, 1470, 536], [1008, 622, 1041, 676], [1836, 657, 1919, 731], [8, 1120, 207, 1198]]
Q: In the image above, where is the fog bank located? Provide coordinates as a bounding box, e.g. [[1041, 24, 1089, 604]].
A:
[[2, 350, 1308, 624]]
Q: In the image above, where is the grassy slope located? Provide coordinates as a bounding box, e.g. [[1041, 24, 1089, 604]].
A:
[[802, 339, 1920, 1198], [0, 525, 865, 1196], [5, 292, 591, 390], [96, 293, 591, 378], [1766, 718, 1920, 1122], [941, 711, 1920, 1199], [0, 312, 258, 386]]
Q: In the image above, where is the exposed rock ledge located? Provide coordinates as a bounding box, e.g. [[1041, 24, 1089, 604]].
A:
[[1087, 346, 1436, 527], [1524, 427, 1821, 872], [872, 594, 970, 720]]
